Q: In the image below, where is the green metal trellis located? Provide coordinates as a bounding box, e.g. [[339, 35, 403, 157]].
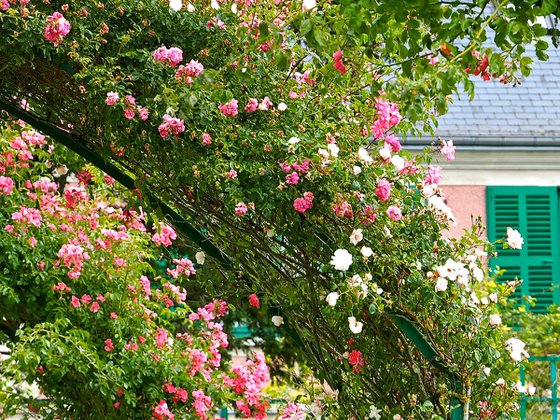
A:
[[521, 355, 559, 420]]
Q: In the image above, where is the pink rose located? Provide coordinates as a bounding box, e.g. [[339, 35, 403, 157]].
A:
[[219, 99, 239, 117], [374, 179, 391, 202], [201, 133, 212, 145], [166, 47, 183, 66], [387, 205, 402, 221], [248, 293, 260, 308], [285, 172, 299, 185], [235, 202, 248, 216], [333, 49, 346, 74], [105, 91, 119, 106], [244, 98, 258, 113], [153, 46, 169, 62]]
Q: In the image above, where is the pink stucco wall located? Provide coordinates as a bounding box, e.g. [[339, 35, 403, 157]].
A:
[[441, 186, 487, 239]]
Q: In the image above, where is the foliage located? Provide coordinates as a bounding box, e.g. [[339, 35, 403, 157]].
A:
[[0, 0, 556, 417]]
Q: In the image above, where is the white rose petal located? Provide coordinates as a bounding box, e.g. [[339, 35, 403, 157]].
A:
[[489, 293, 498, 303], [271, 316, 284, 327], [506, 227, 524, 249], [483, 366, 491, 376], [349, 229, 363, 245], [325, 292, 339, 307], [169, 0, 182, 12], [186, 3, 195, 12], [348, 316, 363, 334], [277, 102, 287, 111], [353, 165, 362, 175], [210, 0, 220, 9], [330, 249, 353, 271], [195, 251, 206, 265], [288, 136, 301, 145]]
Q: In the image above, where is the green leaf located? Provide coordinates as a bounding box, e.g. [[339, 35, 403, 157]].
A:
[[540, 0, 558, 15]]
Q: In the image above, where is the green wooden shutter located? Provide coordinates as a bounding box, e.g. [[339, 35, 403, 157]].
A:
[[487, 186, 560, 313]]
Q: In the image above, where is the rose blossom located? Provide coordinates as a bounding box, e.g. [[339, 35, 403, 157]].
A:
[[330, 249, 352, 271], [506, 227, 524, 250]]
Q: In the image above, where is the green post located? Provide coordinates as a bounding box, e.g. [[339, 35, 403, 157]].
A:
[[520, 364, 526, 419], [552, 360, 558, 420], [389, 314, 463, 419], [220, 407, 228, 419]]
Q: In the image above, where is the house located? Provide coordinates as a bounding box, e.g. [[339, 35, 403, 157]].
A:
[[404, 44, 560, 314]]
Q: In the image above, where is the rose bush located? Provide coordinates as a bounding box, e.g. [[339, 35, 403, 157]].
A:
[[0, 0, 553, 417], [0, 121, 270, 419]]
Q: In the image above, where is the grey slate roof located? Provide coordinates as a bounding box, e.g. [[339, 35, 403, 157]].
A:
[[405, 41, 560, 149]]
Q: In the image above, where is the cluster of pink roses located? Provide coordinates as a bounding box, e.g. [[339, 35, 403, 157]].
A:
[[153, 45, 184, 66], [44, 11, 71, 46], [158, 115, 185, 139]]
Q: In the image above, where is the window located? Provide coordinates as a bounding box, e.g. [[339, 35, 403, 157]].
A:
[[487, 186, 560, 313]]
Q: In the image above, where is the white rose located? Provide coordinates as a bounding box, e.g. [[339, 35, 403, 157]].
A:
[[496, 378, 506, 386], [210, 0, 220, 9], [483, 366, 491, 376], [327, 143, 339, 157], [288, 136, 301, 145], [360, 246, 374, 258], [471, 266, 484, 282], [470, 292, 480, 304], [325, 292, 339, 307], [195, 251, 206, 265], [348, 316, 363, 334], [353, 165, 362, 175], [277, 102, 287, 111], [390, 155, 405, 171], [302, 0, 316, 12], [271, 316, 284, 327], [514, 382, 527, 393], [186, 3, 195, 12], [52, 165, 68, 178], [489, 314, 502, 326], [358, 147, 373, 164], [169, 0, 182, 11], [378, 147, 391, 160], [489, 293, 498, 303], [481, 297, 489, 305], [505, 337, 529, 362], [506, 227, 524, 250], [435, 277, 448, 292], [349, 229, 363, 245], [330, 249, 353, 271]]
